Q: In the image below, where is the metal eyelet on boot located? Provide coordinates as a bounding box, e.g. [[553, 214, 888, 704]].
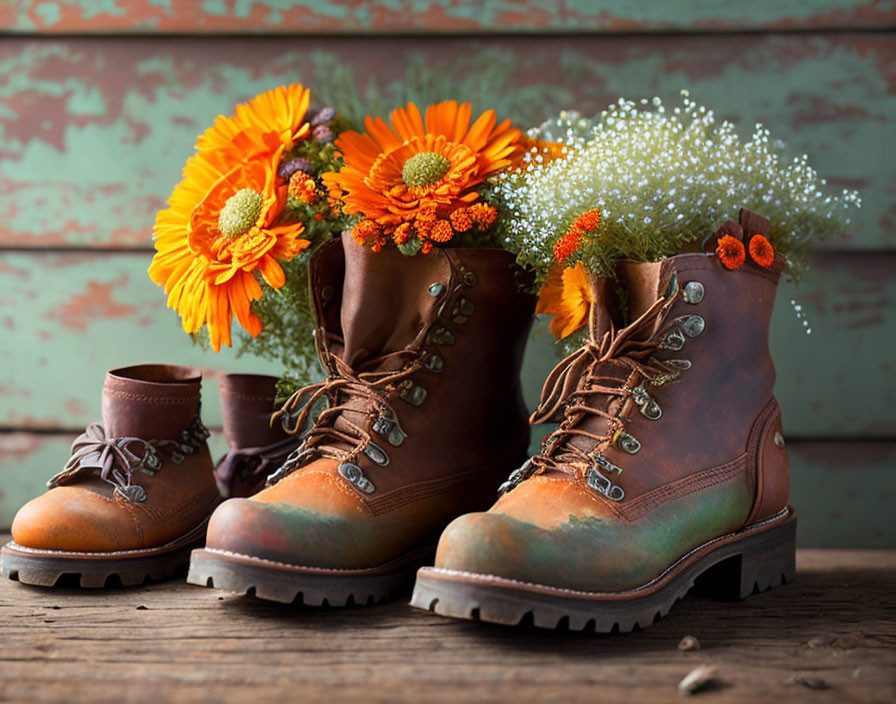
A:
[[668, 359, 692, 370], [682, 281, 704, 304], [585, 462, 625, 502], [615, 431, 641, 454], [451, 298, 475, 324], [427, 326, 455, 346], [660, 329, 686, 351], [372, 415, 407, 447], [774, 431, 786, 449], [680, 315, 705, 338], [338, 462, 375, 494], [461, 269, 477, 287], [142, 448, 162, 472], [631, 384, 662, 420], [363, 440, 390, 466], [423, 353, 444, 372], [115, 484, 147, 503], [397, 379, 427, 406], [498, 459, 534, 495]]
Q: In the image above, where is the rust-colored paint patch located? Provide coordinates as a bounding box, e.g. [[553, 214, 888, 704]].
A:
[[44, 276, 138, 330]]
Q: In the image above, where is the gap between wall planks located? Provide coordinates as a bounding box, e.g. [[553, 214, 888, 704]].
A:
[[4, 0, 896, 34]]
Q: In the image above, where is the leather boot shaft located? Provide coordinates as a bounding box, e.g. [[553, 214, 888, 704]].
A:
[[102, 364, 202, 440], [215, 374, 304, 498]]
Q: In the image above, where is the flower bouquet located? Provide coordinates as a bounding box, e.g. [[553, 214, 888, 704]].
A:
[[495, 92, 861, 343], [148, 84, 353, 387]]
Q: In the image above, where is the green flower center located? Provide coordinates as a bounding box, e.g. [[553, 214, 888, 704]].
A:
[[402, 152, 451, 188], [218, 188, 263, 238]]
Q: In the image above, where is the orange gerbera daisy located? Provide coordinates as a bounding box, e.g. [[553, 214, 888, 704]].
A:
[[149, 138, 310, 352], [536, 261, 594, 339], [323, 100, 524, 248], [195, 84, 311, 157]]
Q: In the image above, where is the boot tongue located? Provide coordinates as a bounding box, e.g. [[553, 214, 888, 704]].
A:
[[545, 267, 661, 464], [616, 259, 665, 322], [340, 235, 451, 369], [102, 364, 201, 440]]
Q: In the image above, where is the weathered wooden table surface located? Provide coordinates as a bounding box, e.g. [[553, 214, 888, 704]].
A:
[[0, 546, 893, 704]]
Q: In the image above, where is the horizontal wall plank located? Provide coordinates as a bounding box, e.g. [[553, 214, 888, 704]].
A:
[[0, 251, 892, 437], [5, 0, 896, 34], [1, 434, 892, 548], [0, 35, 892, 249]]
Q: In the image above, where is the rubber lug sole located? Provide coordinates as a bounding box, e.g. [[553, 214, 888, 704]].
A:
[[410, 508, 796, 633], [187, 545, 436, 606], [0, 536, 205, 588]]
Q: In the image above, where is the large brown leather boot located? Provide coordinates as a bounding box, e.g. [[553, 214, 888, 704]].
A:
[[188, 235, 535, 605], [214, 373, 304, 499], [1, 364, 220, 587], [412, 210, 796, 631]]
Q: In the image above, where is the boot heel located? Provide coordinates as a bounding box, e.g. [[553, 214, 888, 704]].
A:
[[693, 514, 796, 600]]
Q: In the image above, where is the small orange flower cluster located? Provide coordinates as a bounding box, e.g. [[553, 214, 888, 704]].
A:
[[717, 233, 775, 270], [553, 208, 601, 262], [288, 171, 319, 204], [352, 202, 498, 254]]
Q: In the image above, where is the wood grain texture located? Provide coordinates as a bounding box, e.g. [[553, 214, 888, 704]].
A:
[[5, 0, 896, 34], [1, 251, 891, 437], [0, 35, 893, 249], [0, 545, 893, 703], [2, 435, 893, 546]]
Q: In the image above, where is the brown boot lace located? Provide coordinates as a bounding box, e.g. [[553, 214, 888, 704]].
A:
[[47, 413, 209, 503], [501, 274, 699, 502], [265, 329, 428, 493]]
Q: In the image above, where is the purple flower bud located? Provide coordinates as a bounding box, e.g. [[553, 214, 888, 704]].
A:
[[312, 107, 336, 126], [277, 157, 314, 180], [312, 124, 334, 143]]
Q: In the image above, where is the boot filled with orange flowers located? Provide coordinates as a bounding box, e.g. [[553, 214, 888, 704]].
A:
[[187, 99, 554, 605]]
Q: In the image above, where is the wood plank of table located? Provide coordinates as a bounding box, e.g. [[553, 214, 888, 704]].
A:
[[0, 542, 893, 703], [0, 34, 891, 249], [5, 0, 896, 34]]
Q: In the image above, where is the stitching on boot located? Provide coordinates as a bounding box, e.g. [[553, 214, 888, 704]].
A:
[[102, 389, 198, 404], [221, 392, 275, 402], [618, 455, 748, 521], [365, 471, 479, 515]]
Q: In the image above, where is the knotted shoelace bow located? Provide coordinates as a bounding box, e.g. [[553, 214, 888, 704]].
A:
[[47, 418, 209, 503]]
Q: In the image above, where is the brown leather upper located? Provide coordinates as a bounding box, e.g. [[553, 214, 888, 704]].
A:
[[204, 235, 535, 568], [11, 364, 220, 552], [433, 213, 792, 591], [214, 373, 303, 498]]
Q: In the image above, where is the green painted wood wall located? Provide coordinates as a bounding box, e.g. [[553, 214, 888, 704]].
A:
[[1, 1, 894, 546]]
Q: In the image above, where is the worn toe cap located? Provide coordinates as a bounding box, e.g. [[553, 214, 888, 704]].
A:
[[11, 487, 139, 552], [204, 497, 372, 568]]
